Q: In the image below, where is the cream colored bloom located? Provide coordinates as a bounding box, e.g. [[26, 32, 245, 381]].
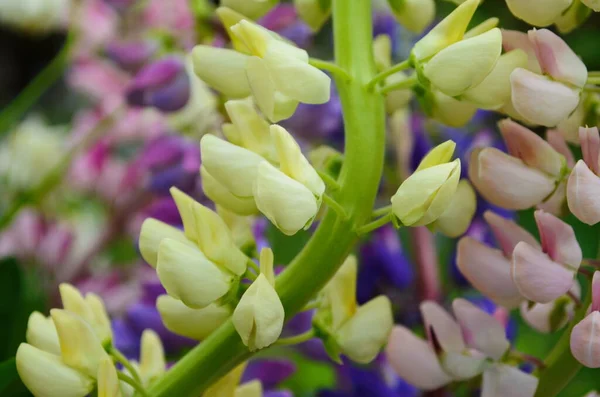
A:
[[506, 0, 572, 26], [97, 358, 121, 397], [391, 142, 461, 226], [233, 248, 284, 351], [200, 166, 259, 216], [0, 0, 69, 34], [432, 179, 477, 238], [26, 312, 60, 355], [139, 330, 166, 385], [294, 0, 331, 31], [388, 0, 435, 33], [221, 0, 278, 19], [58, 284, 112, 345], [139, 218, 192, 268]]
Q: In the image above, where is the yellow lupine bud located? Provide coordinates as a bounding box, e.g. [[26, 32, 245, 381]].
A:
[[157, 238, 234, 308], [412, 0, 480, 61], [139, 330, 165, 385], [16, 343, 94, 397], [217, 206, 255, 251], [423, 28, 502, 97], [230, 19, 277, 58], [431, 90, 478, 127], [139, 218, 192, 268], [201, 134, 267, 198], [462, 49, 529, 109], [316, 255, 358, 330], [156, 295, 231, 341], [97, 358, 121, 397], [254, 161, 319, 235], [171, 188, 248, 275], [336, 296, 394, 364], [463, 17, 499, 39], [26, 312, 60, 355], [220, 0, 278, 20], [388, 0, 436, 34], [385, 72, 413, 114], [233, 248, 284, 351], [506, 0, 572, 27], [416, 140, 456, 172], [432, 179, 477, 238], [373, 34, 393, 71], [235, 380, 263, 397], [204, 363, 246, 397], [215, 7, 250, 53], [50, 309, 110, 378], [201, 166, 259, 216], [58, 284, 112, 344], [191, 46, 251, 98], [391, 158, 461, 226], [224, 99, 277, 162], [294, 0, 331, 32], [271, 125, 325, 198]]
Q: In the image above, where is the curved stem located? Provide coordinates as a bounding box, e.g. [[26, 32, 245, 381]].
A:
[[367, 59, 411, 90], [372, 204, 392, 218], [274, 329, 315, 346], [309, 58, 351, 82], [117, 372, 150, 397], [534, 286, 592, 397], [146, 0, 385, 395], [379, 75, 418, 95], [0, 32, 74, 136], [356, 213, 393, 235], [317, 170, 341, 191], [322, 194, 348, 219], [110, 347, 143, 385]]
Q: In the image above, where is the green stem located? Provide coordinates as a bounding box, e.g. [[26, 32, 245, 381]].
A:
[[309, 58, 351, 82], [372, 204, 392, 218], [586, 76, 600, 85], [534, 287, 592, 397], [301, 300, 320, 311], [146, 0, 385, 395], [0, 32, 74, 136], [356, 213, 393, 235], [274, 329, 315, 346], [117, 372, 150, 397], [110, 347, 143, 385], [0, 107, 121, 231], [584, 85, 600, 93], [322, 194, 348, 219], [379, 75, 418, 95], [367, 59, 411, 90], [246, 258, 260, 274], [317, 170, 341, 191]]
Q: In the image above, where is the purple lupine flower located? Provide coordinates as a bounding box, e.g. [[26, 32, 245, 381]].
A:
[[143, 198, 182, 226], [126, 57, 191, 112], [283, 309, 330, 361], [281, 88, 343, 141], [242, 359, 296, 390], [358, 225, 414, 304], [260, 5, 313, 49], [105, 40, 158, 71]]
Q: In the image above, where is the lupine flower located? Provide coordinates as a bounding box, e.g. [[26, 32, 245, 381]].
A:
[[233, 248, 284, 351], [205, 363, 265, 397], [373, 34, 413, 114], [509, 29, 587, 127], [570, 271, 600, 368], [105, 40, 158, 72], [582, 0, 600, 10], [293, 0, 331, 32], [505, 0, 572, 26], [431, 179, 477, 237], [392, 141, 461, 226], [0, 0, 69, 34], [313, 256, 394, 364], [386, 299, 538, 396], [469, 119, 565, 210], [388, 0, 435, 34], [74, 0, 118, 55], [142, 0, 195, 48], [222, 0, 278, 20], [97, 357, 120, 397], [521, 281, 581, 333], [567, 127, 600, 225], [126, 57, 191, 113]]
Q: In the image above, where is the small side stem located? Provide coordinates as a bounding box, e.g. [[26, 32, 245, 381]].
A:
[[247, 258, 260, 274], [587, 76, 600, 85], [509, 350, 546, 369], [309, 58, 351, 82], [567, 290, 582, 308], [301, 300, 320, 311], [322, 194, 348, 219], [356, 213, 393, 235], [317, 170, 341, 191], [274, 329, 315, 346], [372, 204, 392, 218], [379, 75, 418, 95], [367, 59, 411, 90], [584, 85, 600, 93], [110, 348, 143, 385], [117, 372, 150, 397]]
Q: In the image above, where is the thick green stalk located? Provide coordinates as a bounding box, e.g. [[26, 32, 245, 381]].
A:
[[534, 287, 592, 397], [146, 0, 386, 395]]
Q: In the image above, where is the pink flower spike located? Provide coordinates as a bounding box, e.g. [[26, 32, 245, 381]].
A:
[[420, 301, 465, 353], [593, 271, 600, 312], [452, 299, 510, 360], [498, 118, 564, 177], [470, 148, 556, 210], [484, 210, 540, 257], [385, 326, 453, 390], [570, 312, 600, 368], [579, 126, 600, 175], [481, 364, 539, 397], [501, 30, 542, 74], [546, 129, 575, 168], [528, 29, 588, 88], [567, 160, 600, 225], [534, 210, 582, 271], [456, 237, 523, 309], [512, 241, 575, 303]]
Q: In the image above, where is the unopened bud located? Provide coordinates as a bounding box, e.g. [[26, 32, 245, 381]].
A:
[[221, 0, 278, 20], [571, 311, 600, 368], [567, 160, 600, 225], [505, 0, 572, 26], [432, 179, 477, 238], [294, 0, 331, 32], [388, 0, 436, 34], [26, 312, 60, 356]]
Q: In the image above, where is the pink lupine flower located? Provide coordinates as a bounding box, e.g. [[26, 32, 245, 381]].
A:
[[568, 127, 600, 225], [512, 210, 581, 303], [386, 299, 538, 396], [73, 0, 118, 56], [68, 57, 129, 102], [142, 0, 195, 49], [570, 272, 600, 368], [520, 282, 581, 333]]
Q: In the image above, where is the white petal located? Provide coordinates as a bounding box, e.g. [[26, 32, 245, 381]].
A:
[[481, 364, 539, 397], [191, 45, 251, 98]]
